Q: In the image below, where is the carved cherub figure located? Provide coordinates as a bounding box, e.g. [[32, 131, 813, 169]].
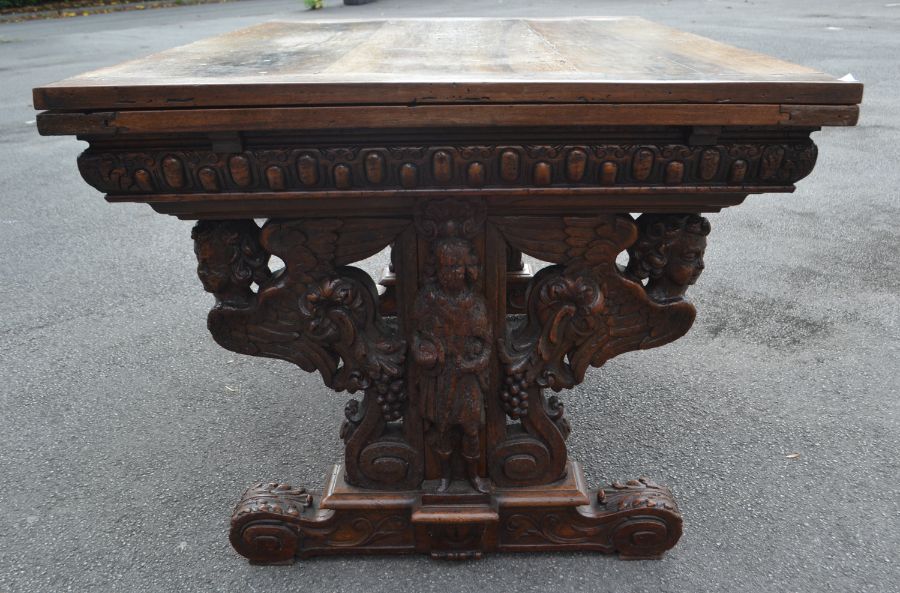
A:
[[413, 237, 492, 493], [625, 214, 711, 303], [192, 220, 270, 308]]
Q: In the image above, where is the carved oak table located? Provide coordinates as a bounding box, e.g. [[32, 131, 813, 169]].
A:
[[34, 17, 861, 563]]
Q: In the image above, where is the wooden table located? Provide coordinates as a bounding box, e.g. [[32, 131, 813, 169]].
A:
[[35, 17, 861, 563]]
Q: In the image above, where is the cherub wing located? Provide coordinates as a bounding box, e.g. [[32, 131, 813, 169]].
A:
[[495, 214, 695, 389], [493, 214, 636, 270], [569, 276, 696, 378], [212, 218, 410, 391]]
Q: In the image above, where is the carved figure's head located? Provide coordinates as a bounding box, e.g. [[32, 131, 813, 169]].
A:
[[191, 220, 270, 302], [626, 214, 711, 301], [434, 238, 478, 294]]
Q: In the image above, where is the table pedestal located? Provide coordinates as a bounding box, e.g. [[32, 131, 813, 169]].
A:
[[192, 200, 711, 563]]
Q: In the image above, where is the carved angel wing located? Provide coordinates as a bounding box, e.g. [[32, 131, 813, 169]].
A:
[[260, 218, 410, 282], [207, 218, 410, 392], [568, 277, 696, 380], [493, 214, 636, 273], [495, 214, 695, 392]]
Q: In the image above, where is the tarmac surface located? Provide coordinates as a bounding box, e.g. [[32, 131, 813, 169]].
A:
[[1, 1, 898, 592]]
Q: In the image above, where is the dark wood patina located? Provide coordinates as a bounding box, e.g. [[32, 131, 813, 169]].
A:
[[35, 17, 861, 563]]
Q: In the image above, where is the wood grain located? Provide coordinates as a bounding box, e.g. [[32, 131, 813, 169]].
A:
[[33, 17, 862, 111], [36, 103, 859, 136]]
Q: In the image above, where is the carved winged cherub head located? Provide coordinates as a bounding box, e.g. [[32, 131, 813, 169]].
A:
[[625, 214, 711, 303], [192, 220, 271, 307]]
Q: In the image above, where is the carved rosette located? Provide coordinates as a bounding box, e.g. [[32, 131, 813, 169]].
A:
[[79, 141, 817, 195]]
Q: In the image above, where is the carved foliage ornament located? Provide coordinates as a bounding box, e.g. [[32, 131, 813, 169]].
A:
[[501, 477, 682, 559], [495, 214, 703, 402]]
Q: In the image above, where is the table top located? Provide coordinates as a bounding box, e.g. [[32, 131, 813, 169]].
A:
[[34, 17, 862, 112]]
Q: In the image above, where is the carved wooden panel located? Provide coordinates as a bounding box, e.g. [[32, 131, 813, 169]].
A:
[[195, 208, 710, 560], [193, 209, 711, 493]]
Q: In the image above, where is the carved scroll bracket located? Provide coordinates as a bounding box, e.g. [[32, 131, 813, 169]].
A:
[[193, 217, 423, 489], [490, 213, 709, 487]]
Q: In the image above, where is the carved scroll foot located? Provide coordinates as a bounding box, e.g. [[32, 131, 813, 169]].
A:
[[498, 475, 682, 560], [601, 478, 682, 560], [229, 482, 312, 565], [229, 477, 416, 564]]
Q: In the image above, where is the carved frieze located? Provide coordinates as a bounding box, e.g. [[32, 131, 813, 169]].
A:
[[78, 142, 817, 195]]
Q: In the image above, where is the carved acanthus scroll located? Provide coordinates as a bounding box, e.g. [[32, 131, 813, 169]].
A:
[[192, 217, 422, 489], [500, 477, 682, 559], [490, 213, 709, 487]]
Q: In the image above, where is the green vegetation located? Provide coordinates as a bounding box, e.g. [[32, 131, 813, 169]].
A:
[[0, 0, 60, 8]]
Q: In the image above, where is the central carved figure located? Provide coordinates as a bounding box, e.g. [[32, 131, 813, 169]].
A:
[[413, 204, 492, 493]]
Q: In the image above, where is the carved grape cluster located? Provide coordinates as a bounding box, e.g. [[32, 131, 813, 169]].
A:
[[374, 378, 405, 421], [500, 371, 530, 419]]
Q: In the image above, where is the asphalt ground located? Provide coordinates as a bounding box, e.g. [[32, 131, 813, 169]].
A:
[[1, 1, 898, 592]]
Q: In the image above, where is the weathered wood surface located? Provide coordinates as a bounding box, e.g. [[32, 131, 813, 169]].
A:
[[33, 17, 861, 112]]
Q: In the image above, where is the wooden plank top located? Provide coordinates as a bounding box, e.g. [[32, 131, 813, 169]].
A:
[[33, 17, 862, 111]]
